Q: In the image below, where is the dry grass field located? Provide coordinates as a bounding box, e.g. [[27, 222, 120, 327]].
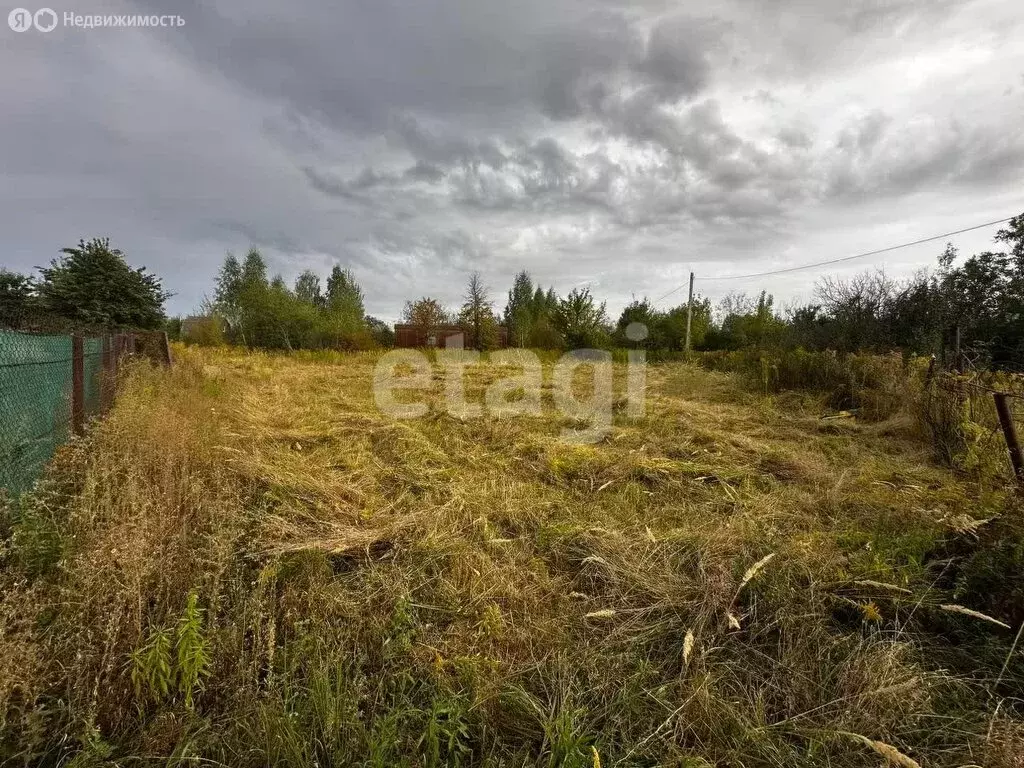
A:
[[1, 346, 1023, 767]]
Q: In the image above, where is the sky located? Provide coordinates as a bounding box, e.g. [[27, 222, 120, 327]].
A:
[[2, 0, 1023, 323]]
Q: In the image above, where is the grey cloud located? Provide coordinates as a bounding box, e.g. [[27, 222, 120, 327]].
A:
[[640, 15, 720, 99], [777, 126, 814, 149], [826, 113, 1024, 200], [533, 14, 721, 121], [405, 162, 447, 183], [390, 114, 509, 170], [2, 0, 1023, 322], [835, 111, 891, 154], [725, 0, 969, 80], [302, 166, 369, 202]]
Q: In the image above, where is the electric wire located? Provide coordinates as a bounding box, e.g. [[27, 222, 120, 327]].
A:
[[652, 215, 1014, 305]]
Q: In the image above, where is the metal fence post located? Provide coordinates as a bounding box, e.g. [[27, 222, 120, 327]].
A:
[[71, 333, 84, 435], [994, 391, 1024, 490]]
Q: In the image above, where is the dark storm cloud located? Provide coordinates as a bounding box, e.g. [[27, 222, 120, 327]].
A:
[[130, 0, 725, 142], [2, 0, 1023, 320], [131, 0, 669, 131]]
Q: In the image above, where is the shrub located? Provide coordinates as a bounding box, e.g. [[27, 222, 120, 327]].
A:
[[694, 348, 915, 419], [183, 316, 226, 346]]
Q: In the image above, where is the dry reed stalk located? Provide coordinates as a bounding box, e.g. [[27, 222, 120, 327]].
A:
[[737, 553, 776, 594], [683, 630, 695, 666], [853, 580, 913, 594], [836, 731, 921, 768], [726, 553, 776, 628], [939, 604, 1011, 630]]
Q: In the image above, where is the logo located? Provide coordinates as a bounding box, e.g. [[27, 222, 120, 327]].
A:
[[372, 339, 648, 444], [8, 7, 31, 30], [7, 9, 184, 30], [8, 6, 56, 31], [33, 7, 55, 31]]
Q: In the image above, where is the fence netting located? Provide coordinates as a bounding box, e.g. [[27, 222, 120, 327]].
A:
[[0, 331, 137, 495]]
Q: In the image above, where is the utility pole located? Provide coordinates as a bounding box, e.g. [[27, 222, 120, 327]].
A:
[[684, 271, 695, 357]]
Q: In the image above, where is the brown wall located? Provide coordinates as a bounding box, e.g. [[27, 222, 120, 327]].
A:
[[394, 324, 508, 349]]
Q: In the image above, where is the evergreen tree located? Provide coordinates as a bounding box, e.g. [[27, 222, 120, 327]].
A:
[[37, 238, 168, 329], [531, 286, 547, 317], [234, 249, 272, 347], [215, 253, 243, 308], [240, 248, 268, 293], [504, 270, 535, 347], [214, 253, 244, 342], [459, 271, 496, 349]]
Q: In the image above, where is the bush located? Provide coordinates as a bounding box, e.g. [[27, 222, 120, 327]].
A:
[[694, 349, 915, 419], [183, 317, 226, 347], [954, 508, 1024, 629]]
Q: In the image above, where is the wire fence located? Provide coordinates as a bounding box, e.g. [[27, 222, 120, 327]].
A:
[[0, 330, 171, 496], [932, 366, 1024, 488]]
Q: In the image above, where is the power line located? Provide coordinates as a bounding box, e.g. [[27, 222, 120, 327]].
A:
[[705, 216, 1013, 281], [652, 215, 1014, 305]]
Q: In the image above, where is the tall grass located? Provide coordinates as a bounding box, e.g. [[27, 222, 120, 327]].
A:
[[0, 346, 1022, 766], [695, 348, 917, 417]]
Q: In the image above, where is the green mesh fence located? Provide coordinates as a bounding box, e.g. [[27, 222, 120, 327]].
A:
[[0, 331, 75, 495], [0, 332, 117, 496], [0, 330, 169, 496], [84, 337, 103, 415]]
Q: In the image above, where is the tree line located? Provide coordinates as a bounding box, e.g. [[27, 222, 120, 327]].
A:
[[394, 212, 1023, 368], [2, 213, 1021, 368], [190, 248, 394, 349], [773, 215, 1024, 367]]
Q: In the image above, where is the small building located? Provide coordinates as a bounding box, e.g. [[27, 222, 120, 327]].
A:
[[394, 324, 509, 349]]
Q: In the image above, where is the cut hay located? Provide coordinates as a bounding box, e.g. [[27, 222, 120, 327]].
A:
[[1, 345, 1017, 767]]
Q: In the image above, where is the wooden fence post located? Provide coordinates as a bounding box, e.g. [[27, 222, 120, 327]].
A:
[[101, 334, 113, 411], [71, 334, 84, 435], [158, 330, 172, 367], [994, 392, 1024, 490]]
